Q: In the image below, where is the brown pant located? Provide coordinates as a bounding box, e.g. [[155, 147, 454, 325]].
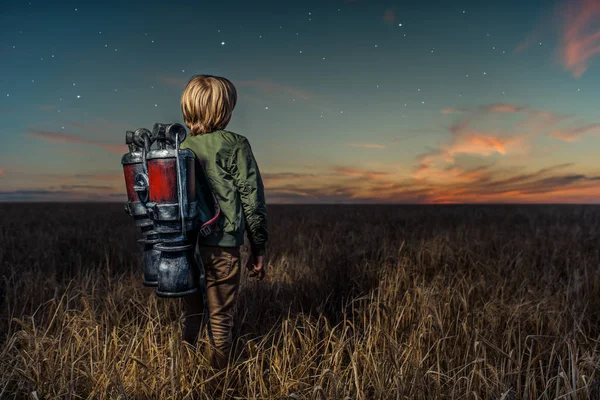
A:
[[183, 243, 241, 369]]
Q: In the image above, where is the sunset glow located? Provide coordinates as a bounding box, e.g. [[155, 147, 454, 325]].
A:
[[1, 0, 599, 203]]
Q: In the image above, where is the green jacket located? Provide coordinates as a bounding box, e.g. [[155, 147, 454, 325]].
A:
[[180, 129, 268, 255]]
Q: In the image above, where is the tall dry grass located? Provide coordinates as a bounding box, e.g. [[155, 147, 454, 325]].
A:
[[0, 203, 599, 399]]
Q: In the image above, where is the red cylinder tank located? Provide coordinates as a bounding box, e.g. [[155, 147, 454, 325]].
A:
[[148, 158, 178, 203], [123, 164, 138, 202]]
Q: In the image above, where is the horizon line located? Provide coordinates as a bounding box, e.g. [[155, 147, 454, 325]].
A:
[[0, 201, 599, 206]]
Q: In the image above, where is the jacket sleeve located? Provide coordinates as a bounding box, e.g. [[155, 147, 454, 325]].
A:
[[228, 137, 268, 255]]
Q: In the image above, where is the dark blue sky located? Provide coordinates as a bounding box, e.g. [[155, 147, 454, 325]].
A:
[[1, 0, 599, 203]]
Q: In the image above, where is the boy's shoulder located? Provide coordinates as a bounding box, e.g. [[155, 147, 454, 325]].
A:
[[182, 129, 248, 153], [219, 129, 249, 148]]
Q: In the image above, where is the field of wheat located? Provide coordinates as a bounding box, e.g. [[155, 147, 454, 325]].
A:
[[0, 203, 599, 399]]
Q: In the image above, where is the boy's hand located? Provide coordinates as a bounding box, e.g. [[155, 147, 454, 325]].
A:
[[246, 253, 266, 281]]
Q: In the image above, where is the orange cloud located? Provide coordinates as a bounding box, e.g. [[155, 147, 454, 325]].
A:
[[346, 143, 386, 149], [382, 9, 395, 24], [446, 133, 527, 158], [559, 0, 600, 77], [415, 103, 572, 183], [0, 169, 4, 176]]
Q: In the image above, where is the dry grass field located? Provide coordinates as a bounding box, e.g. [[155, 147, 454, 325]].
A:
[[0, 203, 599, 399]]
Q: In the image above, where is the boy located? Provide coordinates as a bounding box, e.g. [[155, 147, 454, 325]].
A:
[[178, 74, 268, 369]]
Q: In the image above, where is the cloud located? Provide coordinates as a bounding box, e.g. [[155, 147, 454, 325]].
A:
[[63, 120, 132, 139], [483, 103, 527, 113], [0, 189, 72, 196], [559, 0, 600, 77], [59, 184, 115, 190], [0, 189, 75, 202], [548, 123, 600, 141], [0, 169, 3, 176], [260, 160, 600, 204], [4, 161, 599, 203], [516, 0, 600, 77], [382, 9, 395, 24], [441, 108, 465, 114], [262, 172, 317, 180], [453, 169, 600, 199], [72, 172, 123, 181], [414, 163, 492, 184], [330, 167, 389, 181], [346, 143, 386, 149], [449, 134, 524, 156], [159, 75, 189, 87], [418, 162, 600, 204], [0, 188, 126, 202], [5, 169, 123, 183], [473, 163, 572, 191], [515, 34, 541, 54], [415, 103, 582, 183], [39, 104, 57, 111], [514, 3, 558, 54], [25, 129, 127, 155]]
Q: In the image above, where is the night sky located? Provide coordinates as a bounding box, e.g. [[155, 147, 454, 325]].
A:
[[1, 0, 599, 203]]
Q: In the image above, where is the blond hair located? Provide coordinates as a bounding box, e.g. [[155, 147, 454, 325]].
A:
[[180, 75, 237, 136]]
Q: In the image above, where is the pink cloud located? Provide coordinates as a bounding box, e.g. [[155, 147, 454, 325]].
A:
[[548, 123, 600, 142], [559, 0, 600, 77], [441, 108, 465, 114], [0, 169, 4, 176], [514, 7, 554, 54], [382, 9, 395, 24], [446, 104, 532, 116], [484, 103, 526, 113], [159, 75, 189, 87], [25, 130, 127, 155], [331, 167, 389, 181], [515, 34, 540, 53], [63, 120, 131, 138], [347, 143, 386, 149]]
